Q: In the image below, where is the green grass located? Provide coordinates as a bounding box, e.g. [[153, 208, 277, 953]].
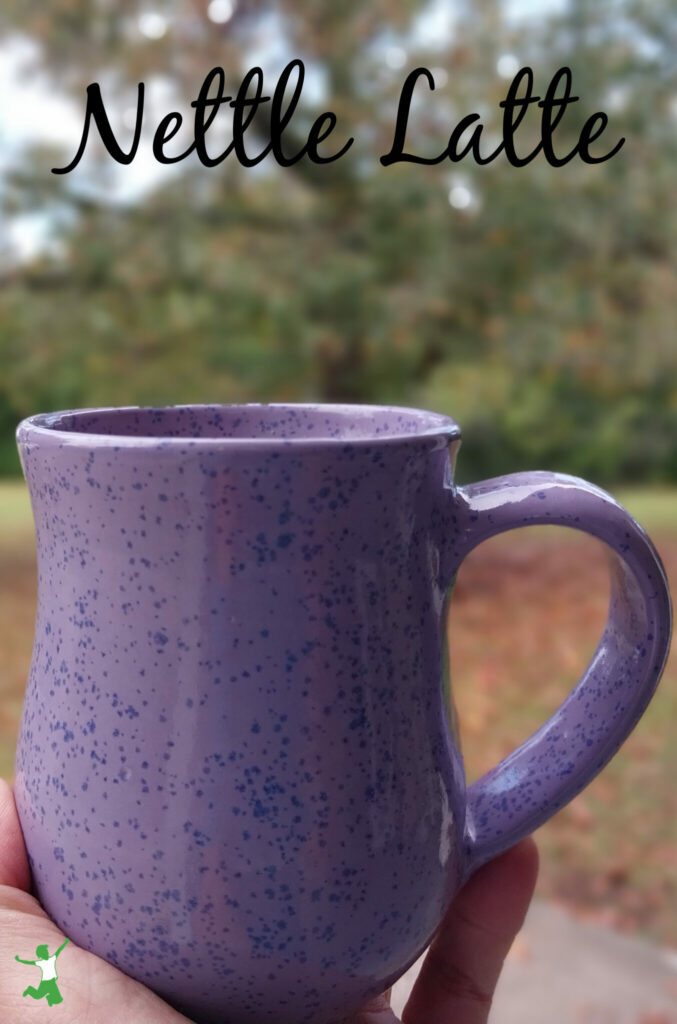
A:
[[0, 481, 33, 547], [615, 487, 677, 534]]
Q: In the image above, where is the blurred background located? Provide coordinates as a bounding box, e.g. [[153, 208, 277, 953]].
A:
[[0, 0, 676, 1018]]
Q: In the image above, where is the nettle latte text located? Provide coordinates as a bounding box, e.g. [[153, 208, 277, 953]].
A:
[[52, 61, 624, 175]]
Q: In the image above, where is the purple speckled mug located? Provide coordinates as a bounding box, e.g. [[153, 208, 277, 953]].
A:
[[14, 403, 671, 1024]]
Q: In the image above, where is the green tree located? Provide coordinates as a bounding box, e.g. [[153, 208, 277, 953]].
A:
[[1, 0, 676, 482]]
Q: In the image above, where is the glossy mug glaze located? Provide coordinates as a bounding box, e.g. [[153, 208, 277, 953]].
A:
[[14, 404, 671, 1024]]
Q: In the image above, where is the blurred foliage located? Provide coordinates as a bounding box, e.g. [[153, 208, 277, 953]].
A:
[[1, 0, 677, 481]]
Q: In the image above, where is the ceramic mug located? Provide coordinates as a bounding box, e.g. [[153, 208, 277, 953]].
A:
[[14, 404, 671, 1024]]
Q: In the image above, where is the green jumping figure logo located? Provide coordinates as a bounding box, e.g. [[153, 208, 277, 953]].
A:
[[15, 937, 70, 1006]]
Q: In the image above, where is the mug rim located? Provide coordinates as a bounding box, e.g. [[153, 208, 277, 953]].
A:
[[16, 402, 462, 449]]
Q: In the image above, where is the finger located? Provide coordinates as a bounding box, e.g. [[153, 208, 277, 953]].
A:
[[353, 1005, 400, 1024], [403, 837, 539, 1024], [0, 779, 31, 892], [352, 987, 399, 1023]]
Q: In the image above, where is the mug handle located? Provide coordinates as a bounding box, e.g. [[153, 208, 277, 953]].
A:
[[453, 471, 672, 880]]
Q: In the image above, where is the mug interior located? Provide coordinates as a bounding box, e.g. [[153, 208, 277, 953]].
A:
[[25, 404, 459, 444]]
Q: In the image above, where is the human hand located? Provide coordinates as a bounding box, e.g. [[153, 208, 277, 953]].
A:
[[0, 777, 537, 1023], [0, 778, 191, 1022]]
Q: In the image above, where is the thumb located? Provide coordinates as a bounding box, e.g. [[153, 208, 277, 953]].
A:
[[0, 780, 31, 893]]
